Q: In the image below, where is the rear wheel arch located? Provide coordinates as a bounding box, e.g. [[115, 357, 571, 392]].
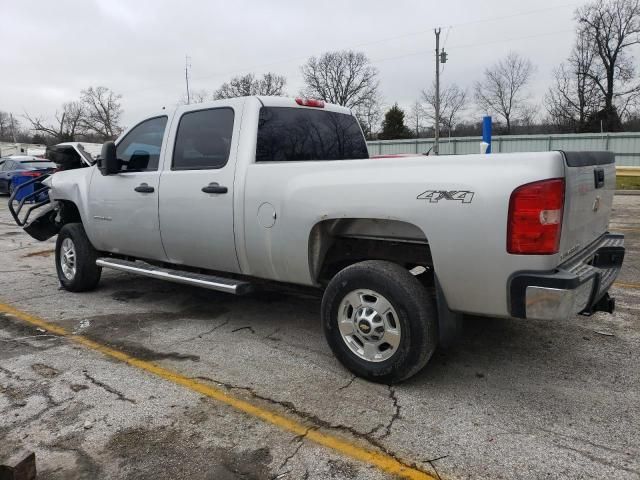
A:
[[308, 218, 433, 285]]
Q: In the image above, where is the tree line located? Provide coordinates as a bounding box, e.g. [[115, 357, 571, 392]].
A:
[[0, 87, 124, 145], [2, 0, 638, 146], [381, 0, 640, 139]]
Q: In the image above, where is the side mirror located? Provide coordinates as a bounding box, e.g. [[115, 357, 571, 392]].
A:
[[99, 141, 120, 175]]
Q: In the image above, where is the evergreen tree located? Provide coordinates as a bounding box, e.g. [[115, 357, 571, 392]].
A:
[[379, 104, 412, 139]]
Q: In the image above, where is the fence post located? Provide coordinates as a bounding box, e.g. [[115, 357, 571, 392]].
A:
[[547, 135, 552, 151]]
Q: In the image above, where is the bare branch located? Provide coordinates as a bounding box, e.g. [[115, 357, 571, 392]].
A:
[[473, 52, 535, 134], [80, 86, 123, 140], [301, 50, 379, 109], [422, 83, 467, 135], [24, 101, 87, 142], [576, 0, 640, 125], [213, 73, 287, 100]]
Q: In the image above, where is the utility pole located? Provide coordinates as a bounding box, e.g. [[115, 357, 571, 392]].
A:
[[9, 113, 17, 143], [434, 28, 441, 155], [184, 55, 191, 105], [414, 101, 420, 154]]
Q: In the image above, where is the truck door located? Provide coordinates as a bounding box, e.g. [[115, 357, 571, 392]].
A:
[[88, 115, 169, 260], [158, 105, 240, 273]]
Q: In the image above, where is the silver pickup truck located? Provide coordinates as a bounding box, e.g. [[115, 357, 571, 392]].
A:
[[9, 96, 625, 383]]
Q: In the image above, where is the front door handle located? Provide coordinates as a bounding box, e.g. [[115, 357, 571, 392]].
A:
[[201, 182, 228, 194], [134, 183, 155, 193]]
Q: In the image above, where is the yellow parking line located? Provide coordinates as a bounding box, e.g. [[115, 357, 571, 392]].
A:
[[614, 281, 640, 290], [610, 226, 640, 233], [0, 302, 435, 480]]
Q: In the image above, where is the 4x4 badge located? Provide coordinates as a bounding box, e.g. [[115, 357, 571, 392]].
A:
[[417, 190, 475, 204]]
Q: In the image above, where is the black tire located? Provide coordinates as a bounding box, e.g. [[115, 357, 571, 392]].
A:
[[322, 260, 437, 383], [8, 181, 15, 196], [55, 223, 102, 292]]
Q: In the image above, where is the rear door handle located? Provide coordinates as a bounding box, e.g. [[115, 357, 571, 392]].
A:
[[201, 182, 228, 194], [134, 183, 155, 193]]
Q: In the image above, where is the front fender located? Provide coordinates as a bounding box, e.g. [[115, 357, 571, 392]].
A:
[[48, 167, 96, 236]]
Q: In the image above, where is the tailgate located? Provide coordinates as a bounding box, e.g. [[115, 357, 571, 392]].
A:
[[558, 151, 616, 261]]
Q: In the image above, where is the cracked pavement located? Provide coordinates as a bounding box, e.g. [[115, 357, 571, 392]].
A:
[[1, 195, 640, 479]]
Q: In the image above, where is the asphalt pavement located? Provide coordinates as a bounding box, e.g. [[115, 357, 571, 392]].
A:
[[0, 195, 638, 479]]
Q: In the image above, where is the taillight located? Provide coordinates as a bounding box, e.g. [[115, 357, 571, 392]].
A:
[[507, 178, 565, 255], [21, 171, 42, 177], [295, 97, 325, 108]]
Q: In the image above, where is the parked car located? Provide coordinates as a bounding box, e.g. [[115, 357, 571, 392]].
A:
[[0, 156, 57, 195], [9, 96, 625, 383]]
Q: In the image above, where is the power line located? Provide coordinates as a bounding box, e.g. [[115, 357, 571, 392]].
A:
[[446, 28, 574, 50], [368, 28, 574, 65], [440, 26, 453, 74], [119, 2, 582, 98]]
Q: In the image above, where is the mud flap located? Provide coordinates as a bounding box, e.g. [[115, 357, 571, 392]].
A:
[[435, 275, 464, 347]]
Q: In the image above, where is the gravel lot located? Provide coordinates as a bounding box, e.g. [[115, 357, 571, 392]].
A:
[[1, 194, 638, 480]]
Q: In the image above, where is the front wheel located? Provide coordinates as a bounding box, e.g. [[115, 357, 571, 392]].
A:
[[322, 260, 438, 383], [55, 223, 102, 292]]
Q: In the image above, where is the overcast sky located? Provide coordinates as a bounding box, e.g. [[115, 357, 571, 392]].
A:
[[2, 0, 592, 127]]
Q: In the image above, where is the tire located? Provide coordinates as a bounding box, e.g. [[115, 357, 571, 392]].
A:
[[8, 181, 14, 197], [55, 223, 102, 292], [322, 260, 438, 383]]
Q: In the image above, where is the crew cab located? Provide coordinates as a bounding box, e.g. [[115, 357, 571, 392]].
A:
[[9, 96, 625, 383]]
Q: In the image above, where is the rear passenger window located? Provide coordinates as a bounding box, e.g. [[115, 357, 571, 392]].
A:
[[172, 108, 235, 170], [256, 107, 369, 162]]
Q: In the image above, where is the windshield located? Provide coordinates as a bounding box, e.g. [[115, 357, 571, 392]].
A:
[[21, 161, 57, 169], [77, 145, 95, 164]]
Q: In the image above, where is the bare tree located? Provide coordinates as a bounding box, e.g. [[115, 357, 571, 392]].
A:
[[0, 111, 13, 141], [545, 32, 602, 132], [354, 93, 383, 139], [301, 50, 379, 109], [406, 101, 426, 138], [257, 73, 287, 96], [422, 83, 467, 136], [213, 73, 287, 100], [474, 52, 535, 134], [24, 101, 87, 143], [80, 86, 123, 140], [577, 0, 640, 126]]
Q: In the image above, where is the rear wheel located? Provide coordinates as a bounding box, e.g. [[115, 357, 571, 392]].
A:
[[322, 260, 437, 383], [55, 223, 102, 292]]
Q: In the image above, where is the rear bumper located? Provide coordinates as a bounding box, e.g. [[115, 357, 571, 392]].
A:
[[509, 233, 625, 320]]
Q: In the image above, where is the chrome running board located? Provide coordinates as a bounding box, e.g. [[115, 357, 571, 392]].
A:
[[96, 258, 253, 295]]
